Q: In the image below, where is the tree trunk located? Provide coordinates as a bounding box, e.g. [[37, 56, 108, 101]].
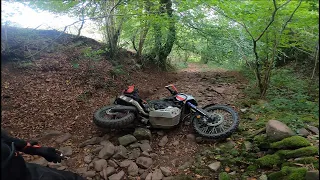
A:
[[103, 0, 123, 58], [137, 0, 151, 59]]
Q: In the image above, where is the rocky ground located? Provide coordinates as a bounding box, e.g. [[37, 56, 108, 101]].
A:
[[1, 30, 318, 180]]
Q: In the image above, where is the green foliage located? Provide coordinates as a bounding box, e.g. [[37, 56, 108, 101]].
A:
[[270, 136, 311, 149], [110, 65, 126, 77], [82, 47, 105, 61], [242, 67, 319, 131], [218, 172, 230, 180]]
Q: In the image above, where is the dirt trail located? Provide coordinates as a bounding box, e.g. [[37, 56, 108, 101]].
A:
[[1, 59, 247, 179]]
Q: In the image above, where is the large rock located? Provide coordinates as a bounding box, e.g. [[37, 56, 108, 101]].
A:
[[136, 157, 153, 169], [100, 167, 115, 179], [93, 146, 104, 154], [108, 170, 125, 180], [145, 173, 152, 180], [158, 136, 168, 147], [306, 170, 319, 180], [108, 159, 119, 168], [128, 162, 139, 176], [266, 120, 295, 142], [98, 142, 115, 159], [93, 159, 107, 171], [298, 128, 310, 137], [59, 146, 73, 156], [118, 134, 137, 146], [140, 171, 149, 180], [41, 130, 63, 139], [208, 161, 221, 172], [84, 155, 92, 164], [128, 148, 141, 160], [113, 145, 128, 159], [83, 171, 96, 178], [133, 128, 152, 140], [76, 167, 88, 174], [152, 169, 163, 180], [129, 142, 141, 149], [79, 137, 102, 147], [140, 143, 152, 152], [119, 160, 134, 168], [55, 133, 72, 143], [160, 167, 172, 177], [307, 126, 319, 135]]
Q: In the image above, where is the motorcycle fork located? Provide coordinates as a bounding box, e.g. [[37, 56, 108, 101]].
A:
[[187, 102, 213, 120]]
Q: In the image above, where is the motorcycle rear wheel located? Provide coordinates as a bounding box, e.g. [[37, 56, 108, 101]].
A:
[[192, 105, 239, 139], [93, 105, 136, 128]]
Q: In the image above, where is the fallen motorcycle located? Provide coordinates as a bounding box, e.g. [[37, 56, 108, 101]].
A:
[[93, 84, 239, 139]]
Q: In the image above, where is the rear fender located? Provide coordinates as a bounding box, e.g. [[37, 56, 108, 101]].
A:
[[111, 105, 138, 112]]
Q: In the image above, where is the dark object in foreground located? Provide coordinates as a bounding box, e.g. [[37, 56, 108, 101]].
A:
[[1, 129, 84, 180]]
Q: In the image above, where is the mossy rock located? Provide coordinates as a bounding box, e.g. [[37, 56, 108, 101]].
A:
[[256, 154, 282, 167], [282, 157, 319, 167], [282, 166, 308, 180], [268, 171, 284, 180], [218, 172, 230, 180], [294, 156, 319, 164], [277, 146, 318, 158], [270, 136, 310, 149], [268, 166, 308, 180]]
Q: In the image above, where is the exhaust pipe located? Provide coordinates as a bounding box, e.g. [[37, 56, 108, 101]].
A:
[[118, 95, 149, 116]]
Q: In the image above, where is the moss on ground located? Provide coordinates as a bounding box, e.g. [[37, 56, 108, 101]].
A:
[[256, 154, 282, 167], [277, 146, 318, 158], [253, 134, 270, 148], [218, 172, 230, 180], [268, 166, 308, 180], [246, 164, 258, 172], [270, 136, 310, 149]]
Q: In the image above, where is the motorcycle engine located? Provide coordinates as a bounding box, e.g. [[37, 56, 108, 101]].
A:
[[148, 100, 181, 129]]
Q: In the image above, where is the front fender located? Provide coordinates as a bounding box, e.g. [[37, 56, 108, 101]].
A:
[[202, 103, 217, 109]]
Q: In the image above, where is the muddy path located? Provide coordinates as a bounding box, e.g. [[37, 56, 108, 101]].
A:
[[1, 60, 247, 179]]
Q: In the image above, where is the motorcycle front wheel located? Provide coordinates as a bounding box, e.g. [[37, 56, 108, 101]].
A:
[[192, 105, 239, 139], [93, 105, 136, 128]]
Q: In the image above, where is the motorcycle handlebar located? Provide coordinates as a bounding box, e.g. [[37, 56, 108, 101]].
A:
[[165, 84, 178, 95]]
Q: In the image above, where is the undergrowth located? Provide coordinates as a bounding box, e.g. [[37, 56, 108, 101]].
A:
[[240, 67, 319, 131]]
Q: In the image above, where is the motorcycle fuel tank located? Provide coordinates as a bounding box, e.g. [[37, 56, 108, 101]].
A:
[[149, 106, 181, 129]]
